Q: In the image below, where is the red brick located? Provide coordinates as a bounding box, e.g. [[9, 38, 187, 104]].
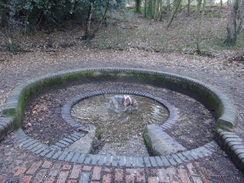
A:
[[32, 169, 48, 183], [62, 164, 72, 170], [92, 166, 102, 180], [16, 159, 24, 166], [0, 174, 7, 183], [14, 166, 27, 176], [178, 166, 191, 183], [186, 163, 198, 175], [191, 176, 204, 183], [146, 168, 157, 176], [67, 180, 78, 183], [194, 162, 210, 183], [83, 165, 92, 171], [70, 165, 82, 179], [186, 163, 204, 183], [126, 168, 136, 175], [148, 177, 158, 183], [126, 169, 135, 183], [19, 153, 28, 159], [158, 168, 170, 182], [23, 159, 33, 168], [125, 173, 135, 183], [43, 177, 55, 183], [115, 168, 124, 182], [136, 168, 146, 182], [126, 175, 135, 183], [42, 161, 52, 169], [49, 163, 62, 177], [104, 167, 112, 173], [103, 174, 112, 183], [166, 167, 181, 183], [26, 161, 42, 174], [57, 171, 69, 183], [21, 175, 32, 183]]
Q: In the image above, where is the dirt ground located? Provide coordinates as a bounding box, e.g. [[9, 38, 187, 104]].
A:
[[22, 81, 216, 151], [0, 9, 243, 179]]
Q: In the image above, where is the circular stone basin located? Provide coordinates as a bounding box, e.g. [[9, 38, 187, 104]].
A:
[[71, 94, 169, 144]]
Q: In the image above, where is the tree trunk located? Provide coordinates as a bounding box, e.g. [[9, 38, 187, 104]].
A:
[[167, 0, 171, 13], [187, 0, 190, 16], [158, 0, 163, 21], [154, 0, 163, 20], [147, 0, 153, 18], [144, 0, 147, 17], [83, 3, 109, 40], [135, 0, 142, 13], [1, 0, 8, 27], [90, 7, 108, 39], [84, 3, 93, 40], [166, 0, 181, 29], [196, 0, 206, 54], [154, 0, 158, 20], [197, 0, 202, 12], [225, 0, 239, 45], [236, 0, 243, 34]]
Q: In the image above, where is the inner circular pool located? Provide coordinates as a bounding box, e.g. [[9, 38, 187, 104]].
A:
[[71, 94, 169, 156]]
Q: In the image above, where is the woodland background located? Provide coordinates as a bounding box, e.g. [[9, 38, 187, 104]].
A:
[[0, 0, 243, 58]]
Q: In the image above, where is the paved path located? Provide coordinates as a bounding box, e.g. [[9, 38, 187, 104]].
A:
[[0, 130, 243, 183]]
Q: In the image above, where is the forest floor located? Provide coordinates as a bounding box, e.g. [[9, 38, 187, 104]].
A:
[[0, 7, 244, 181]]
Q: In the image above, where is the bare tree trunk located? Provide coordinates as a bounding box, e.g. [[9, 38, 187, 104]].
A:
[[154, 0, 158, 20], [83, 3, 109, 40], [158, 0, 163, 21], [197, 0, 202, 12], [84, 3, 93, 40], [144, 0, 147, 17], [90, 7, 108, 39], [148, 0, 153, 18], [187, 0, 190, 16], [135, 0, 142, 13], [1, 0, 8, 27], [167, 0, 171, 13], [154, 0, 163, 20], [166, 0, 181, 29], [236, 0, 243, 34], [145, 0, 153, 18], [196, 0, 206, 54], [225, 0, 239, 45]]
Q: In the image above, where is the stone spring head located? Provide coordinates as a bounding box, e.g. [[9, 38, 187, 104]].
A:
[[109, 95, 138, 112]]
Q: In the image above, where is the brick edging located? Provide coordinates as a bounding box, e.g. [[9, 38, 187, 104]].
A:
[[14, 129, 219, 168], [2, 68, 238, 131], [0, 117, 14, 140], [1, 67, 242, 171], [61, 90, 179, 132], [214, 129, 244, 172]]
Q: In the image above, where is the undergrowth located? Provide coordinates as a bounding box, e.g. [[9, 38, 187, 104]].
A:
[[1, 7, 243, 56], [87, 10, 243, 54]]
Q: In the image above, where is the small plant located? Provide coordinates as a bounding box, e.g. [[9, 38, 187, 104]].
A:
[[95, 128, 102, 139], [6, 38, 17, 54]]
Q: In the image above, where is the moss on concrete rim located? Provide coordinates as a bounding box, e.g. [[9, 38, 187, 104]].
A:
[[2, 67, 237, 131], [1, 67, 242, 171]]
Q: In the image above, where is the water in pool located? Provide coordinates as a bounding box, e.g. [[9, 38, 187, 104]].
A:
[[71, 94, 169, 156]]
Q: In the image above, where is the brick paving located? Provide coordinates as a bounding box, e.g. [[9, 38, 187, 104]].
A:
[[0, 131, 243, 183]]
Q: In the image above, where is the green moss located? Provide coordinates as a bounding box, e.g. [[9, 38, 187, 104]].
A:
[[95, 128, 102, 139], [2, 108, 17, 117], [2, 68, 235, 135]]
